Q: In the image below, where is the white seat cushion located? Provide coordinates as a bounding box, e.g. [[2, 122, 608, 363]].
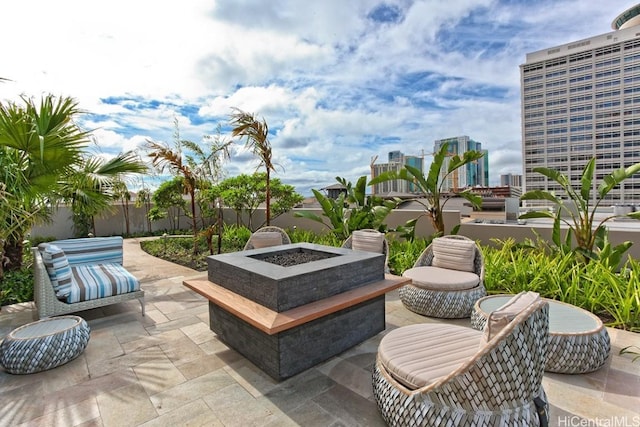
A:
[[403, 266, 480, 291], [431, 237, 476, 272], [379, 324, 482, 389]]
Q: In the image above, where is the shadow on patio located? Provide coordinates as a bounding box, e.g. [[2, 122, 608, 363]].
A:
[[0, 237, 638, 426]]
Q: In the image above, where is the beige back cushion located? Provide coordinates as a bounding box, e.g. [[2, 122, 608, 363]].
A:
[[251, 232, 283, 249], [431, 237, 476, 272], [482, 291, 541, 345], [352, 230, 385, 254]]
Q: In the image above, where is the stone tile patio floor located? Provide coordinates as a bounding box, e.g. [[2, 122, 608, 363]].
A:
[[0, 238, 638, 427]]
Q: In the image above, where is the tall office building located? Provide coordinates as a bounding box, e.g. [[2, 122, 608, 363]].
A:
[[521, 4, 640, 205], [371, 151, 424, 195], [434, 136, 488, 191], [500, 173, 523, 188]]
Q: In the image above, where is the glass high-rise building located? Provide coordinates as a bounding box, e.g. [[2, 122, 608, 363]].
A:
[[371, 151, 424, 195], [521, 4, 640, 205], [434, 136, 488, 191]]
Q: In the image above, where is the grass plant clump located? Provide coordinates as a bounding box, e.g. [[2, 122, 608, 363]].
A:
[[482, 238, 639, 331], [0, 248, 34, 307], [387, 237, 429, 275]]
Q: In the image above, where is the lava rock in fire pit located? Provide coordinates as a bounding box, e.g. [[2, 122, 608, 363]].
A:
[[259, 250, 336, 267]]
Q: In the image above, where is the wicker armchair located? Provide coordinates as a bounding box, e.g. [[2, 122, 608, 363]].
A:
[[33, 237, 145, 320], [400, 235, 486, 318], [373, 292, 550, 426], [341, 229, 390, 274], [243, 226, 292, 250]]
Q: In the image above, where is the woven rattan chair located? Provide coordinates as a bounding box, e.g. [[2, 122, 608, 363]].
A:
[[400, 235, 486, 318], [373, 292, 550, 426], [243, 226, 292, 250], [341, 229, 390, 274], [33, 238, 145, 320]]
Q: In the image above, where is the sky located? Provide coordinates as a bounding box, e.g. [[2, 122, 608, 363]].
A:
[[1, 0, 636, 196]]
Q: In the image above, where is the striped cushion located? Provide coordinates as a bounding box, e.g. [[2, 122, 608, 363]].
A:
[[378, 324, 482, 389], [251, 232, 283, 249], [352, 230, 385, 254], [50, 236, 124, 266], [38, 244, 73, 298], [66, 263, 140, 303], [431, 237, 476, 272]]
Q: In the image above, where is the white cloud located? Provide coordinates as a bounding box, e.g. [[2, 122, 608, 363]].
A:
[[0, 0, 635, 193]]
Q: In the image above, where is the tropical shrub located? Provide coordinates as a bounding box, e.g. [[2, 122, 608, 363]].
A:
[[0, 95, 91, 271], [369, 142, 484, 237], [520, 158, 640, 263], [0, 247, 34, 306], [482, 238, 639, 331], [294, 176, 398, 240], [289, 228, 342, 246], [387, 237, 430, 275], [221, 224, 252, 250]]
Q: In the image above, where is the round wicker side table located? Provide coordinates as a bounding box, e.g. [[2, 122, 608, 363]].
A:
[[0, 315, 90, 374], [471, 295, 610, 374]]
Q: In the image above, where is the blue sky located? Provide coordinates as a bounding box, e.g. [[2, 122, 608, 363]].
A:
[[1, 0, 635, 196]]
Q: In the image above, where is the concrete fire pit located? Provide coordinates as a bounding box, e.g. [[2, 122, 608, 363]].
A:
[[185, 243, 409, 380], [207, 243, 384, 311]]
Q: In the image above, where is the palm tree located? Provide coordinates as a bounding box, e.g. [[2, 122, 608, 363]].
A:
[[58, 152, 147, 237], [0, 94, 91, 268], [134, 187, 153, 233], [146, 120, 231, 254], [229, 108, 277, 226]]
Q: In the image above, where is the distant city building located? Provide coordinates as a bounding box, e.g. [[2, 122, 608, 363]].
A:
[[371, 151, 424, 195], [520, 4, 640, 205], [433, 136, 489, 191], [321, 183, 347, 200], [500, 173, 523, 188]]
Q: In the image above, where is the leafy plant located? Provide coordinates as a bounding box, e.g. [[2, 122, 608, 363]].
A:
[[207, 173, 303, 230], [150, 177, 187, 231], [369, 142, 484, 237], [620, 345, 640, 363], [220, 224, 252, 250], [482, 238, 640, 331], [520, 158, 640, 262], [387, 237, 430, 275], [0, 94, 91, 270], [0, 247, 34, 306], [294, 176, 398, 240], [59, 152, 146, 237], [147, 119, 231, 254]]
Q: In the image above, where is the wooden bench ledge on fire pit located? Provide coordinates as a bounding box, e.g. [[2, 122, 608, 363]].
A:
[[183, 274, 410, 335]]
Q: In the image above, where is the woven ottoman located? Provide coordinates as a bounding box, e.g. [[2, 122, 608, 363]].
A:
[[0, 316, 90, 374], [472, 295, 610, 374]]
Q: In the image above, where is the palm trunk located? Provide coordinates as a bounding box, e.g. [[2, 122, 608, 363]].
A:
[[190, 189, 198, 255], [266, 169, 271, 226], [145, 200, 152, 233], [123, 201, 130, 236]]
